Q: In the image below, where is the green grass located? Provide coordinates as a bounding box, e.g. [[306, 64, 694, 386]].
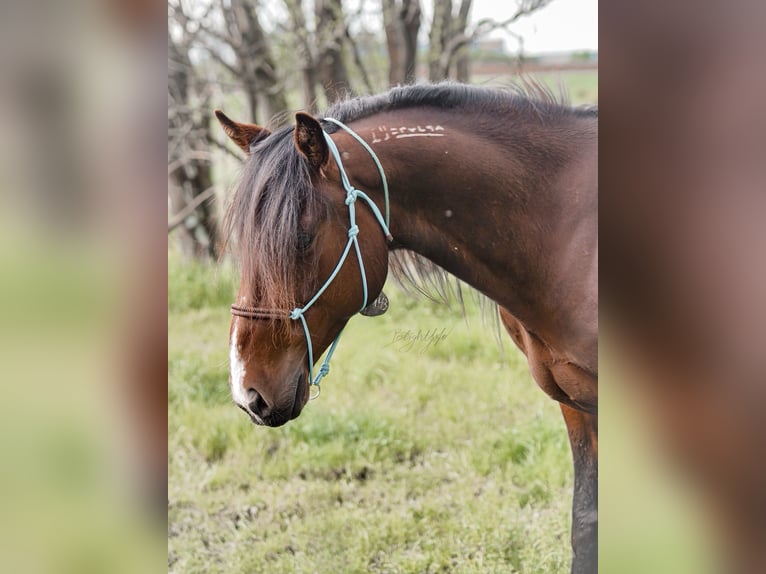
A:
[[168, 252, 571, 573]]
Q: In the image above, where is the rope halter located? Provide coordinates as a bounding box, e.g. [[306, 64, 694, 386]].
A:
[[230, 118, 392, 400]]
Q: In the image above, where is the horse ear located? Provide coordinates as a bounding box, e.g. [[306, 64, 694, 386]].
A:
[[214, 109, 270, 154], [360, 291, 389, 317], [294, 112, 329, 170]]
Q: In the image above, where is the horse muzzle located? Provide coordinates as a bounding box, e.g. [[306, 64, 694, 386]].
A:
[[236, 372, 307, 427]]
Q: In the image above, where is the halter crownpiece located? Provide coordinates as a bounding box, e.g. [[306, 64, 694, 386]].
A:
[[231, 118, 392, 400]]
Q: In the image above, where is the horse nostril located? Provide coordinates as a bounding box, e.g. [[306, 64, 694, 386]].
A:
[[247, 389, 268, 416]]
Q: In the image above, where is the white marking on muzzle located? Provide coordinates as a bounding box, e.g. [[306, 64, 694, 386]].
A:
[[229, 324, 249, 406]]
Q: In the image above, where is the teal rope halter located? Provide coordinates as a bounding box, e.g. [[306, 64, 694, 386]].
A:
[[230, 118, 392, 400]]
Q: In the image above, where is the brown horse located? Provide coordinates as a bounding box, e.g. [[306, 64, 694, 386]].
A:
[[218, 83, 597, 573]]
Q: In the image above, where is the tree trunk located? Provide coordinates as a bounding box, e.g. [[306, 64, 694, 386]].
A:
[[402, 0, 421, 84], [428, 0, 476, 82], [383, 0, 421, 86], [168, 28, 218, 260], [383, 0, 405, 86], [302, 68, 319, 114], [315, 0, 351, 103], [428, 0, 452, 81], [455, 46, 470, 82], [168, 166, 217, 260], [286, 0, 319, 112], [227, 0, 288, 123], [453, 0, 472, 82], [244, 78, 259, 125]]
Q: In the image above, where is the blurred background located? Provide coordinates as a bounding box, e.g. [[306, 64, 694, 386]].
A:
[[2, 0, 763, 571], [600, 1, 766, 572], [0, 0, 167, 572]]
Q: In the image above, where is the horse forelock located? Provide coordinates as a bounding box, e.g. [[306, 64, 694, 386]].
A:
[[222, 126, 322, 315]]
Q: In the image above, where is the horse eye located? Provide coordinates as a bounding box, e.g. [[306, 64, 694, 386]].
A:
[[297, 232, 313, 252]]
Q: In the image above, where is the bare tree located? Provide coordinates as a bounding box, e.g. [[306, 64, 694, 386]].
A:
[[285, 0, 320, 112], [428, 0, 552, 82], [315, 0, 352, 103], [286, 0, 380, 109], [453, 0, 472, 82], [200, 0, 289, 125], [168, 0, 297, 259], [168, 2, 218, 260], [428, 0, 453, 81], [382, 0, 421, 86]]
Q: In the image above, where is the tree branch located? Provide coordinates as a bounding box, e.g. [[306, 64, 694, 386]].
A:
[[345, 26, 374, 94], [471, 0, 552, 39], [440, 0, 552, 73], [167, 151, 215, 176], [168, 186, 218, 233], [208, 137, 245, 162]]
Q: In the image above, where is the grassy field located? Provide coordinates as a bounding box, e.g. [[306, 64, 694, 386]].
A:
[[168, 253, 572, 573]]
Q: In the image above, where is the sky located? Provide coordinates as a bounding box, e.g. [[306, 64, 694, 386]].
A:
[[467, 0, 597, 54]]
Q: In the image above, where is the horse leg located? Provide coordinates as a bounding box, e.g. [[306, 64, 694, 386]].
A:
[[560, 403, 598, 574], [497, 308, 598, 571]]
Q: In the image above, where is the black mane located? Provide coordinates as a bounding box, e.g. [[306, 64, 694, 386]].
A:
[[322, 80, 590, 130]]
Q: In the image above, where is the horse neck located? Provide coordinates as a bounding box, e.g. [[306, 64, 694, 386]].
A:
[[335, 107, 597, 336]]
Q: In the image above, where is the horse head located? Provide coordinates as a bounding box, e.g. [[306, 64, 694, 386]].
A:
[[218, 110, 390, 426]]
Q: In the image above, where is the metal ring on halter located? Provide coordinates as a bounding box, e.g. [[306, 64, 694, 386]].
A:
[[309, 384, 321, 400]]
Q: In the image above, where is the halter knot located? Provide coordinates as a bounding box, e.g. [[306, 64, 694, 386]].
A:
[[347, 225, 359, 238], [289, 308, 303, 320], [317, 363, 330, 378], [345, 189, 358, 205]]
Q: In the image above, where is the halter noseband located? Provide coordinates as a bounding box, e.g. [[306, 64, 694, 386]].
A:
[[230, 118, 392, 400]]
